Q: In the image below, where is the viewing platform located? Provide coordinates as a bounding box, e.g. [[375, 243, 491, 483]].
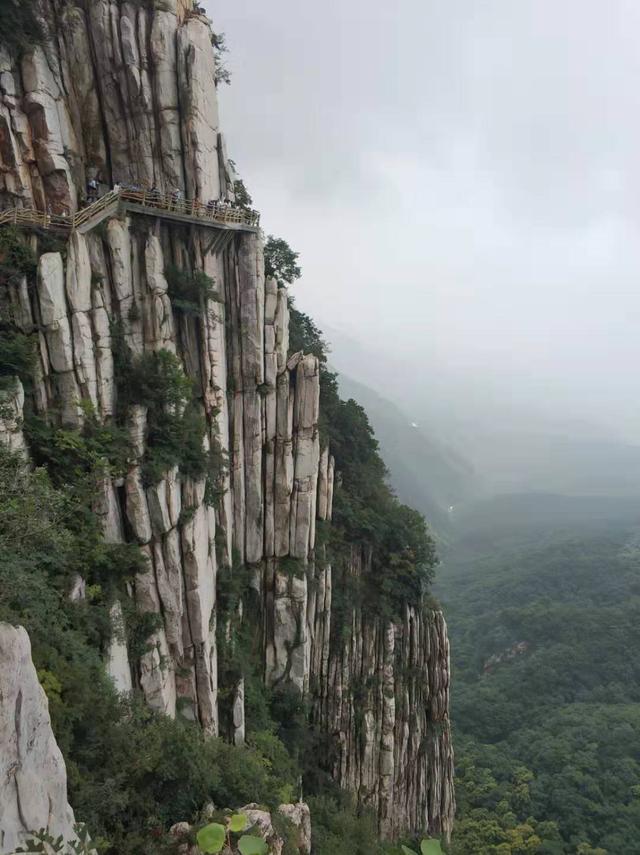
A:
[[0, 189, 260, 253]]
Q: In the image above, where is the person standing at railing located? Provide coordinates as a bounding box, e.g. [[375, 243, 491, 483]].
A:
[[171, 187, 182, 210], [87, 178, 98, 203]]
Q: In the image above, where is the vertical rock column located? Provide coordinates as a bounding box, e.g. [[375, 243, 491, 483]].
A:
[[307, 547, 455, 840]]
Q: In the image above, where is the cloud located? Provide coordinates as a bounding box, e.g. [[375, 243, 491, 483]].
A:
[[207, 0, 640, 444]]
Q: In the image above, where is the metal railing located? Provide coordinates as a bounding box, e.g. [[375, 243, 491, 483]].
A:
[[0, 188, 260, 234]]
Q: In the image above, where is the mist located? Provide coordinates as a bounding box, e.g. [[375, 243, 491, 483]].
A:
[[209, 0, 640, 497]]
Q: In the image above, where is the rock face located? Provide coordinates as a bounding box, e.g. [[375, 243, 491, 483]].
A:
[[0, 623, 77, 855], [0, 0, 455, 842]]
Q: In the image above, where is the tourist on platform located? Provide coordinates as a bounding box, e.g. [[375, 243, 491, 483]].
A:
[[87, 178, 98, 203]]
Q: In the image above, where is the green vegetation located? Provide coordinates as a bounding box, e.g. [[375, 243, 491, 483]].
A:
[[16, 825, 96, 855], [25, 405, 131, 486], [0, 229, 39, 391], [112, 338, 225, 490], [0, 225, 440, 854], [0, 0, 44, 55], [165, 264, 220, 316], [264, 237, 301, 285], [288, 303, 328, 360], [289, 304, 437, 621], [1, 403, 435, 852], [0, 442, 297, 855], [0, 329, 36, 390], [234, 179, 253, 209], [211, 31, 231, 86], [402, 842, 444, 855], [0, 225, 38, 284], [196, 813, 268, 855], [441, 516, 640, 854]]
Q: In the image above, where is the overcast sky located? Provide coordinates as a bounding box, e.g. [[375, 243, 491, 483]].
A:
[[208, 0, 640, 444]]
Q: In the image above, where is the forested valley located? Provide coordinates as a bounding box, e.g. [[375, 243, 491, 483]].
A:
[[438, 500, 640, 854]]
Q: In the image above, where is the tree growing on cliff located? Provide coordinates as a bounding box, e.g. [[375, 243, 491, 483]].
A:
[[234, 178, 253, 208], [288, 303, 328, 362], [212, 31, 231, 85], [264, 237, 302, 285]]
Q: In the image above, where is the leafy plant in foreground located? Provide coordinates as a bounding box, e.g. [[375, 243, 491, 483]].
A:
[[197, 813, 268, 855], [16, 824, 101, 854]]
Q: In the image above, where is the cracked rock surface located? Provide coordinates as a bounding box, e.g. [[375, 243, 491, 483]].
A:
[[0, 0, 454, 842]]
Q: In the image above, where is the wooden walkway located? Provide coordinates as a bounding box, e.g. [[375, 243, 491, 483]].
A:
[[0, 189, 260, 252]]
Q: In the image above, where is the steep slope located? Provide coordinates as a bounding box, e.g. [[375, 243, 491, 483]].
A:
[[338, 374, 478, 532], [0, 0, 454, 846]]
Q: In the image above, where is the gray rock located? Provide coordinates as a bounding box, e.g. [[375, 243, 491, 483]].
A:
[[0, 624, 78, 854], [2, 2, 455, 839], [106, 602, 133, 694]]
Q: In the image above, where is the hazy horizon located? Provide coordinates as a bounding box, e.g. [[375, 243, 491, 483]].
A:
[[210, 0, 640, 490]]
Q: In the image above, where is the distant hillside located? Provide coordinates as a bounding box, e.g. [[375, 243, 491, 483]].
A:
[[337, 374, 479, 532], [325, 326, 640, 501], [447, 491, 640, 560], [438, 503, 640, 854]]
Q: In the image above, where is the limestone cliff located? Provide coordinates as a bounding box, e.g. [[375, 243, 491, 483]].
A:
[[0, 0, 454, 842]]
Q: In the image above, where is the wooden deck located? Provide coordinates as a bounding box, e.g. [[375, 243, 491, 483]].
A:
[[0, 190, 260, 249]]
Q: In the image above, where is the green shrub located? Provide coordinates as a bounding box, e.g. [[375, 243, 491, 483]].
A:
[[113, 345, 193, 413], [0, 328, 36, 388], [233, 178, 253, 209], [0, 225, 37, 283], [212, 31, 231, 86], [264, 237, 301, 285], [0, 443, 300, 855], [288, 303, 328, 361], [288, 306, 437, 622], [0, 0, 44, 56], [111, 341, 221, 488], [307, 793, 399, 855], [25, 407, 132, 486], [165, 264, 220, 315], [141, 400, 205, 486]]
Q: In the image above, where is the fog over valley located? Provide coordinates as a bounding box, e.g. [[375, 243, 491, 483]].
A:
[[3, 1, 640, 853], [212, 0, 640, 502]]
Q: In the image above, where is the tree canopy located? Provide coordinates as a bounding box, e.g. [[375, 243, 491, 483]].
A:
[[264, 236, 302, 284]]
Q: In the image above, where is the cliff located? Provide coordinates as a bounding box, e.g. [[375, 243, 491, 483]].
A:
[[0, 0, 454, 845], [0, 623, 78, 854]]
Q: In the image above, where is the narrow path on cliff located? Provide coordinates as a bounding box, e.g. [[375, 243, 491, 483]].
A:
[[0, 188, 260, 240]]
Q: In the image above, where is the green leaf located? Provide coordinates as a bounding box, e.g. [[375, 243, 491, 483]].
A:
[[402, 847, 419, 855], [196, 823, 226, 854], [421, 840, 443, 855], [237, 834, 269, 855], [228, 813, 248, 833]]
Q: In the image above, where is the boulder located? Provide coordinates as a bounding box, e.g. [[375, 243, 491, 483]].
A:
[[0, 624, 78, 854]]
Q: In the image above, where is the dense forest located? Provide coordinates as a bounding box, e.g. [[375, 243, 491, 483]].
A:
[[439, 505, 640, 854]]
